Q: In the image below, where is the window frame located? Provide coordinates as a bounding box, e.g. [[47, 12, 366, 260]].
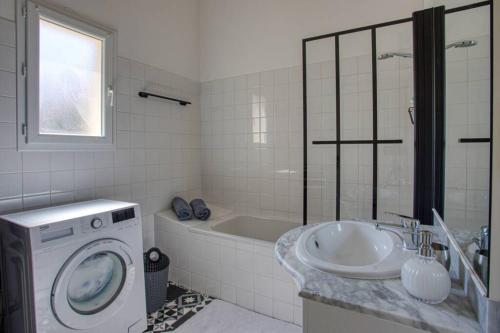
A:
[[17, 1, 116, 151]]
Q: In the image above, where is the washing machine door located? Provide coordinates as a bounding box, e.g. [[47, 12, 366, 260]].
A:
[[51, 238, 137, 330]]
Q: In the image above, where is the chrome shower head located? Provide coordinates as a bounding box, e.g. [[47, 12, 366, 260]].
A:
[[378, 40, 477, 61], [446, 40, 477, 49], [377, 52, 413, 60]]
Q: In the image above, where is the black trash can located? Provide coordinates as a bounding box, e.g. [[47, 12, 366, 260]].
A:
[[143, 247, 170, 313]]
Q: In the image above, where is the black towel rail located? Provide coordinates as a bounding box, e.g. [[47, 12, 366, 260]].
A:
[[312, 139, 403, 145], [458, 138, 491, 143], [138, 91, 191, 106]]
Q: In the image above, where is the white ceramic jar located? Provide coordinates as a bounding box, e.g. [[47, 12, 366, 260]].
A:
[[401, 230, 451, 304], [401, 255, 451, 304]]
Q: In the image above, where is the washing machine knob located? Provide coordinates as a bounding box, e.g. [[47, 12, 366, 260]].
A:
[[90, 218, 103, 229]]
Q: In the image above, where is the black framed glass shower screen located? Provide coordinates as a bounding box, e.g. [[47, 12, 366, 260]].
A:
[[302, 1, 493, 227], [303, 18, 415, 225]]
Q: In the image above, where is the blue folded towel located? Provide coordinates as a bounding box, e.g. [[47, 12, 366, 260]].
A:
[[190, 199, 211, 221], [172, 197, 193, 221]]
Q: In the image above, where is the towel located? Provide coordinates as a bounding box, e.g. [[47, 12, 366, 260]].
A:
[[172, 197, 193, 221], [190, 199, 211, 221]]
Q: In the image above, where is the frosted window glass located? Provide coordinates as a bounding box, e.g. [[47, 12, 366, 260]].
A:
[[39, 18, 103, 137]]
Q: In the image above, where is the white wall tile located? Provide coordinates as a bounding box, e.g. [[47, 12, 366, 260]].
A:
[[254, 294, 273, 316], [95, 168, 115, 187], [220, 283, 237, 303], [0, 96, 15, 122], [272, 280, 294, 304], [0, 123, 16, 148], [51, 191, 74, 205], [116, 57, 130, 78], [0, 45, 15, 72], [0, 18, 15, 47], [0, 0, 15, 21], [23, 194, 50, 210], [130, 61, 145, 80], [51, 170, 74, 193], [50, 152, 74, 171], [22, 152, 50, 172], [74, 169, 95, 190], [293, 305, 303, 326], [117, 112, 131, 131], [23, 172, 50, 196], [0, 150, 21, 173], [94, 151, 114, 169], [74, 152, 96, 170], [0, 197, 22, 213], [236, 288, 254, 310], [0, 70, 15, 97], [254, 274, 272, 296], [273, 300, 294, 322], [0, 173, 21, 199]]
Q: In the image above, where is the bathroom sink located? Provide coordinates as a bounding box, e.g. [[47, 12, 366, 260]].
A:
[[295, 221, 414, 279]]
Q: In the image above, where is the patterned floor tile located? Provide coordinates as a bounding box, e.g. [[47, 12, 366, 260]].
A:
[[144, 282, 214, 332]]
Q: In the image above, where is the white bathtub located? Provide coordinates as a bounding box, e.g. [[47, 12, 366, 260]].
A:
[[204, 215, 301, 242], [154, 205, 303, 325]]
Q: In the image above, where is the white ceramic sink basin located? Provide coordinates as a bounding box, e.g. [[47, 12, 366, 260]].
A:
[[296, 220, 414, 279]]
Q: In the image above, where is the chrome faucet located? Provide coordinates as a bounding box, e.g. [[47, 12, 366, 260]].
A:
[[374, 211, 421, 251], [473, 225, 489, 251]]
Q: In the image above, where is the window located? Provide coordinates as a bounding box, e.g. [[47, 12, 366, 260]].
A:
[[17, 1, 115, 150]]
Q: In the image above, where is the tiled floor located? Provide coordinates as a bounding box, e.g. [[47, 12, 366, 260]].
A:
[[144, 282, 214, 332], [174, 299, 302, 333], [144, 282, 301, 333]]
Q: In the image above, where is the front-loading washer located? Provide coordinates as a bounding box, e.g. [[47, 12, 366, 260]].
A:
[[0, 199, 147, 333]]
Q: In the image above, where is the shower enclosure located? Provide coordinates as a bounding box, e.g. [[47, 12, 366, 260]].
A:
[[303, 1, 492, 229], [303, 20, 415, 224]]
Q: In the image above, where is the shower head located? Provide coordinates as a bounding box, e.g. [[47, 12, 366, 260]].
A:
[[446, 40, 477, 49], [378, 40, 477, 61], [377, 52, 413, 60]]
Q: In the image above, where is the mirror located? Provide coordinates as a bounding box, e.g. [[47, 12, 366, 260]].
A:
[[443, 4, 491, 288]]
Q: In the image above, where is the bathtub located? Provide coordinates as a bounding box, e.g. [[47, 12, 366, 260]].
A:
[[154, 205, 303, 325], [210, 215, 300, 242]]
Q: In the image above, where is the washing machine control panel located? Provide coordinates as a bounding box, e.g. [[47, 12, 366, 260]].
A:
[[82, 207, 138, 234], [30, 202, 141, 252]]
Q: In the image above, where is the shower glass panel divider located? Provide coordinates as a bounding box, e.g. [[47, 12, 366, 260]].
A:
[[303, 18, 412, 224]]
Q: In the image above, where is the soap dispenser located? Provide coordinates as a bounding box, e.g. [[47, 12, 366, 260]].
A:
[[401, 230, 451, 304]]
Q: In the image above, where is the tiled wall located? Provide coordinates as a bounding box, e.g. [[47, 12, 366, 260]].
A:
[[0, 6, 202, 248], [199, 52, 414, 224], [200, 68, 304, 221], [444, 34, 491, 231]]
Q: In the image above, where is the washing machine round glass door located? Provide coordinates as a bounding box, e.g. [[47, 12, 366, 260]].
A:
[[52, 238, 137, 330]]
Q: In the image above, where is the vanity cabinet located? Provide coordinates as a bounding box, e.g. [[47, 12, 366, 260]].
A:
[[303, 300, 426, 333]]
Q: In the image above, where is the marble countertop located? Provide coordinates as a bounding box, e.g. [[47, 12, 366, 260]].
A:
[[275, 224, 482, 333]]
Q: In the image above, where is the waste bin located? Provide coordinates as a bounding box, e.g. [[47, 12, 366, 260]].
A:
[[143, 247, 170, 313]]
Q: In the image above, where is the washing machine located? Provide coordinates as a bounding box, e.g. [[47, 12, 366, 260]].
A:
[[0, 199, 147, 333]]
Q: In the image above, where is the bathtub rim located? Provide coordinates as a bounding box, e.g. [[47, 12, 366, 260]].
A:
[[155, 206, 301, 247]]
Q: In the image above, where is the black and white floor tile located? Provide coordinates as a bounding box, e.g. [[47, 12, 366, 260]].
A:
[[144, 282, 214, 332]]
